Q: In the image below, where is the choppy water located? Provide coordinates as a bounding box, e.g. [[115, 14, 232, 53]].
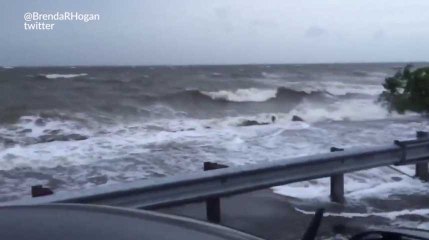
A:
[[1, 63, 429, 229]]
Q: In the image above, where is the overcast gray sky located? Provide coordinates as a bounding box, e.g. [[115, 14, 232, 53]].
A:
[[1, 0, 428, 66]]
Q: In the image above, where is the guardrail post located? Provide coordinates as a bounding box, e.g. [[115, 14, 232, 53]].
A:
[[203, 162, 228, 223], [416, 131, 429, 181], [330, 147, 345, 203]]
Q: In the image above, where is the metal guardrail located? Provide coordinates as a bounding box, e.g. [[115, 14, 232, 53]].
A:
[[2, 135, 429, 210]]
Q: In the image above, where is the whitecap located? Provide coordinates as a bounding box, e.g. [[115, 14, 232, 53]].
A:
[[272, 165, 429, 203], [288, 98, 418, 122], [41, 73, 88, 79], [202, 88, 277, 102], [295, 207, 429, 221]]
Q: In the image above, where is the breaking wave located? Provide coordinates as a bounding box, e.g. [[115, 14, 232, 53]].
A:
[[268, 81, 384, 96], [0, 85, 380, 126], [178, 87, 330, 104], [201, 88, 277, 102], [288, 99, 396, 122], [197, 83, 379, 103], [0, 113, 92, 149], [36, 73, 88, 79]]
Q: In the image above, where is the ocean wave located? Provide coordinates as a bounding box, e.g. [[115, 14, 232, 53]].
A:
[[289, 99, 386, 122], [0, 113, 92, 148], [186, 87, 326, 103], [260, 79, 383, 96], [288, 98, 418, 123], [201, 88, 277, 102], [36, 73, 88, 79], [126, 87, 377, 118], [290, 81, 383, 96], [203, 100, 412, 126], [198, 82, 379, 104]]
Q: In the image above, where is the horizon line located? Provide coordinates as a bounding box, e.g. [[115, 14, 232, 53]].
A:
[[2, 61, 429, 68]]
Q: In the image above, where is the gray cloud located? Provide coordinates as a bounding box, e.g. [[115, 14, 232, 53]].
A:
[[305, 26, 326, 38], [1, 0, 429, 66], [373, 29, 386, 40]]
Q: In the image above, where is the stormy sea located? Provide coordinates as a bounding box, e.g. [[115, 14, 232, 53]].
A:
[[1, 63, 429, 230]]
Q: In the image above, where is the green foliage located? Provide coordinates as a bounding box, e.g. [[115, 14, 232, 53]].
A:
[[379, 65, 429, 114]]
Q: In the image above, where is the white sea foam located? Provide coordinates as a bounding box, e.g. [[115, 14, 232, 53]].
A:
[[2, 66, 14, 69], [288, 98, 417, 122], [0, 113, 311, 171], [272, 166, 429, 203], [1, 109, 428, 204], [1, 111, 425, 171], [202, 88, 277, 102], [42, 73, 88, 79], [18, 115, 91, 138], [211, 72, 223, 77], [295, 207, 429, 220], [261, 72, 279, 78]]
